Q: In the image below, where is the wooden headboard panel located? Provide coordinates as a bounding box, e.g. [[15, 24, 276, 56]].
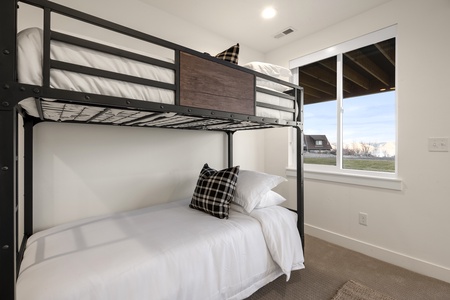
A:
[[179, 52, 255, 115]]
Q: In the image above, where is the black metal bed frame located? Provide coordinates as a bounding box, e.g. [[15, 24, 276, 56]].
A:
[[0, 0, 304, 299]]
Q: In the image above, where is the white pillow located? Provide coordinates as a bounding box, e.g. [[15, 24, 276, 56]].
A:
[[231, 191, 286, 214], [244, 62, 292, 92], [256, 78, 291, 92], [243, 61, 292, 80], [255, 190, 286, 208], [233, 170, 286, 213], [230, 203, 246, 214]]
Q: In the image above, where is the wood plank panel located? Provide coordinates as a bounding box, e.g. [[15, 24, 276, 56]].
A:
[[180, 52, 255, 115]]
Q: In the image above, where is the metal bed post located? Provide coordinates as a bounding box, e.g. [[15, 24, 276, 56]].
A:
[[296, 87, 305, 250], [0, 0, 17, 83], [296, 125, 305, 250], [227, 131, 234, 168], [0, 0, 19, 298], [0, 109, 18, 300], [23, 119, 34, 238], [15, 118, 34, 276]]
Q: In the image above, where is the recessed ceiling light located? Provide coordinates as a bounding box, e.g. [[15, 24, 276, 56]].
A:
[[261, 7, 277, 19]]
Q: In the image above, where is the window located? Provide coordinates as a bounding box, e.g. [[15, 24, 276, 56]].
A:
[[340, 40, 396, 173], [289, 26, 401, 189]]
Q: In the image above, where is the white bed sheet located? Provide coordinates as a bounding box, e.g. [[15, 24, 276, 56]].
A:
[[17, 28, 295, 121], [17, 199, 304, 300]]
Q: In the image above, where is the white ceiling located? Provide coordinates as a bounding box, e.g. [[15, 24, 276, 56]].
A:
[[138, 0, 391, 53]]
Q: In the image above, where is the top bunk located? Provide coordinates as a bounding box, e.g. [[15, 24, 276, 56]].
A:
[[1, 0, 303, 133]]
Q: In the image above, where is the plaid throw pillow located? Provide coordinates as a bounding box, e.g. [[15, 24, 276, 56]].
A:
[[190, 163, 240, 219], [215, 43, 240, 64]]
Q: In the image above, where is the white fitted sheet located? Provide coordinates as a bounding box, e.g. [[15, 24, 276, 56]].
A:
[[17, 28, 295, 121], [17, 199, 304, 300]]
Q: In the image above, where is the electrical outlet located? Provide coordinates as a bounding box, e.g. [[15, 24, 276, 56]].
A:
[[359, 212, 368, 226], [428, 137, 449, 152]]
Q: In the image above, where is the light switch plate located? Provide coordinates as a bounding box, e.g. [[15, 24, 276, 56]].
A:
[[428, 137, 449, 152]]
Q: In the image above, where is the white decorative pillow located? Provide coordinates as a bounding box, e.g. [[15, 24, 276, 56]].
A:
[[255, 190, 286, 208], [233, 170, 286, 213]]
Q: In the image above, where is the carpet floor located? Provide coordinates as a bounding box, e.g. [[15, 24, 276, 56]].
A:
[[246, 235, 450, 300]]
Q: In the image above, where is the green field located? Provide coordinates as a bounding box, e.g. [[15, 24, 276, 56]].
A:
[[304, 157, 395, 172]]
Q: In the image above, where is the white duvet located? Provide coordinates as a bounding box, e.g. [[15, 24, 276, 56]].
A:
[[17, 199, 304, 300]]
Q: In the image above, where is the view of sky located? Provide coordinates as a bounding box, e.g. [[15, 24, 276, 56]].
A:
[[303, 91, 396, 145]]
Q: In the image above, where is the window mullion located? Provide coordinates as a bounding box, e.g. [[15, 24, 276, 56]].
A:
[[336, 53, 343, 170]]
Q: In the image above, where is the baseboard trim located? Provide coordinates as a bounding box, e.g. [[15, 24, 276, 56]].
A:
[[305, 224, 450, 284]]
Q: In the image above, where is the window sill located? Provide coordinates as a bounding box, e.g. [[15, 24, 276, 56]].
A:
[[286, 168, 403, 191]]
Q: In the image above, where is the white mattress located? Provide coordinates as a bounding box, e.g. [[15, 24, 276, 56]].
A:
[[17, 27, 175, 104], [17, 199, 304, 300], [256, 91, 295, 121], [17, 28, 295, 121]]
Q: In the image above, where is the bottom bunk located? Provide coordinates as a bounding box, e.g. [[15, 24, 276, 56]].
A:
[[17, 169, 304, 300]]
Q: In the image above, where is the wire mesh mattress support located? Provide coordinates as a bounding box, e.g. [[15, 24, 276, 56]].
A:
[[36, 99, 279, 131]]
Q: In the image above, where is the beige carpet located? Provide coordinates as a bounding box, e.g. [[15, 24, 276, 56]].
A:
[[246, 235, 450, 300], [331, 280, 397, 300]]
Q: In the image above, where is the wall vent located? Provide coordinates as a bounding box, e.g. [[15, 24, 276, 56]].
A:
[[274, 27, 295, 39]]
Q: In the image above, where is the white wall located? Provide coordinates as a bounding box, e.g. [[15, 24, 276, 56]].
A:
[[33, 123, 218, 230], [18, 0, 263, 64], [264, 0, 450, 283], [18, 0, 267, 231]]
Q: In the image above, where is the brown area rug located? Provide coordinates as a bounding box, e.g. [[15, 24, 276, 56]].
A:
[[332, 280, 397, 300]]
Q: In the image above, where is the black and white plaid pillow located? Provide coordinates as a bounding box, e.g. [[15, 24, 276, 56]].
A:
[[215, 43, 240, 64], [189, 163, 240, 219]]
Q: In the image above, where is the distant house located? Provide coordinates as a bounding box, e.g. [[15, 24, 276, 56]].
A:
[[304, 135, 332, 152]]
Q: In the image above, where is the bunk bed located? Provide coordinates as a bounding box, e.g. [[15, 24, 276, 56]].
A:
[[0, 0, 305, 299]]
